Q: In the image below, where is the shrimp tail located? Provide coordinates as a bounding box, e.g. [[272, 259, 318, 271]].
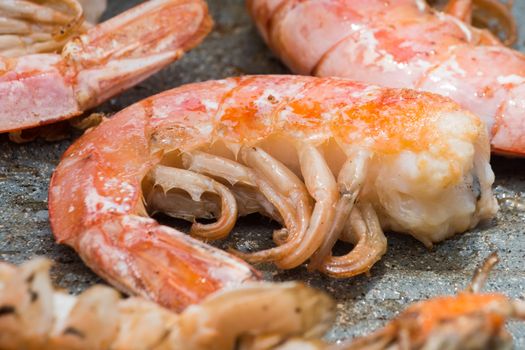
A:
[[76, 215, 260, 312]]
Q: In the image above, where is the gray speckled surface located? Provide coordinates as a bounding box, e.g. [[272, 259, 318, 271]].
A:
[[1, 0, 525, 345]]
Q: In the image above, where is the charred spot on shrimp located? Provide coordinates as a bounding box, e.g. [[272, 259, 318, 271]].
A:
[[28, 289, 39, 303], [63, 326, 86, 339], [25, 273, 35, 284], [267, 94, 278, 103], [471, 173, 482, 201], [0, 306, 16, 317]]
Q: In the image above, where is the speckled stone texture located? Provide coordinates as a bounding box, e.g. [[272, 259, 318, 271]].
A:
[[1, 0, 525, 345]]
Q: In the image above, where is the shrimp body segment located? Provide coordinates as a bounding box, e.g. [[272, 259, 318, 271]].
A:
[[0, 0, 212, 134], [49, 75, 497, 309], [248, 0, 525, 155]]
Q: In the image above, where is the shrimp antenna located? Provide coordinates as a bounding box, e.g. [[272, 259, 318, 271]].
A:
[[466, 251, 499, 293]]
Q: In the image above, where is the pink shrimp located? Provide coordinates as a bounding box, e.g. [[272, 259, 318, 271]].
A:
[[49, 75, 497, 310], [248, 0, 525, 156], [0, 0, 212, 136]]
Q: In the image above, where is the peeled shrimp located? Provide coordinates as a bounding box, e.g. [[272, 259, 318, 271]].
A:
[[0, 0, 212, 136], [0, 258, 335, 350], [248, 0, 525, 155], [48, 75, 497, 309]]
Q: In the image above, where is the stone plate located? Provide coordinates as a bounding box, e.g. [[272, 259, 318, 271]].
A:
[[1, 0, 525, 345]]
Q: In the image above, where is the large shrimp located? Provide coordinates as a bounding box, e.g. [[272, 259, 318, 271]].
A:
[[49, 75, 498, 310], [248, 0, 525, 156], [0, 0, 212, 136]]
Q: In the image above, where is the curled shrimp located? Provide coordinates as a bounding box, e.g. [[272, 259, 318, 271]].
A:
[[248, 0, 525, 156], [0, 0, 212, 138], [0, 258, 335, 350], [49, 75, 498, 309]]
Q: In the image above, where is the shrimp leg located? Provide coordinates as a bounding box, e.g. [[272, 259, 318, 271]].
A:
[[444, 0, 517, 45], [319, 204, 387, 278], [444, 0, 474, 22], [151, 165, 238, 240], [308, 150, 370, 271]]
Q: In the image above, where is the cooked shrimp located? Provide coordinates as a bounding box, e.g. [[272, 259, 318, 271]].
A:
[[49, 75, 497, 309], [0, 258, 335, 350], [248, 0, 525, 155], [0, 0, 212, 136], [337, 253, 525, 350]]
